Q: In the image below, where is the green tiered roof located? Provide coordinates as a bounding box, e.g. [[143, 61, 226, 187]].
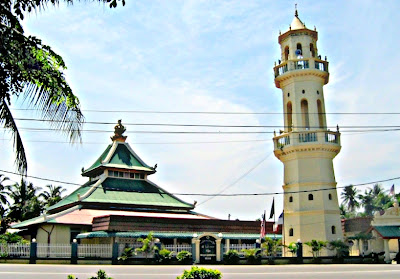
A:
[[47, 177, 194, 212], [82, 141, 155, 176]]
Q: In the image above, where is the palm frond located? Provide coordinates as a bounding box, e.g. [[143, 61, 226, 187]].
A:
[[0, 99, 27, 174]]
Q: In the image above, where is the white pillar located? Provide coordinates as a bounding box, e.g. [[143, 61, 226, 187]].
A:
[[384, 239, 390, 262], [225, 239, 230, 253], [191, 238, 200, 264], [216, 239, 222, 262], [359, 239, 364, 256]]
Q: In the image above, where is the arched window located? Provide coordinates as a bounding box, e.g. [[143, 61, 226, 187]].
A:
[[328, 193, 332, 200], [301, 99, 310, 129], [287, 102, 293, 132], [284, 46, 289, 60], [310, 43, 315, 57], [289, 196, 293, 203], [296, 43, 302, 57], [317, 99, 324, 129], [289, 228, 294, 236], [308, 194, 314, 200], [331, 226, 336, 234]]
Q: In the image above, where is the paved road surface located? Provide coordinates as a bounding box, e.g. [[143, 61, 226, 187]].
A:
[[1, 264, 400, 279]]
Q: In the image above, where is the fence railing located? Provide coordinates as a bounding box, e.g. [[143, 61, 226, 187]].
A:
[[78, 244, 113, 258], [164, 244, 192, 253], [37, 244, 71, 258], [0, 243, 30, 258]]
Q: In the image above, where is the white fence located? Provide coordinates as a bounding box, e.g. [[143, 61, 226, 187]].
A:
[[224, 244, 256, 253], [78, 244, 113, 258], [163, 244, 192, 253], [0, 243, 30, 258], [37, 244, 71, 258]]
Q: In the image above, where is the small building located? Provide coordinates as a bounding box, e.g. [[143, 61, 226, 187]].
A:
[[12, 121, 281, 263]]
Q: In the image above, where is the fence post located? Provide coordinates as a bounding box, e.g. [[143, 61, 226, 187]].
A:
[[71, 240, 78, 264], [112, 243, 119, 265], [29, 239, 37, 264], [296, 240, 303, 264]]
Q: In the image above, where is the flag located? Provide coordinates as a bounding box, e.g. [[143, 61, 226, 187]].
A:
[[390, 184, 395, 196], [269, 198, 275, 219], [273, 212, 284, 232], [260, 211, 266, 238]]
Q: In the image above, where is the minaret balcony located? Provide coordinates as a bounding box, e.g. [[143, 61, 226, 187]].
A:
[[273, 130, 340, 155], [274, 58, 329, 87]]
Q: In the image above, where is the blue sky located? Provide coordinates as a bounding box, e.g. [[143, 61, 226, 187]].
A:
[[1, 0, 400, 220]]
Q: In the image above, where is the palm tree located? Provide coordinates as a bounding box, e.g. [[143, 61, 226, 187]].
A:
[[6, 179, 42, 222], [1, 1, 124, 174], [39, 184, 66, 207], [0, 174, 9, 209], [341, 185, 359, 213], [358, 189, 375, 216]]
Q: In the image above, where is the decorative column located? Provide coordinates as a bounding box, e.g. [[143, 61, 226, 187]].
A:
[[192, 237, 200, 263]]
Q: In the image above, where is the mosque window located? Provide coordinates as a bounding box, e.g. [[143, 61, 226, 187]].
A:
[[301, 99, 310, 129], [331, 226, 336, 234], [285, 46, 289, 60], [310, 43, 315, 57], [287, 102, 293, 132], [289, 228, 294, 236], [296, 43, 302, 57], [328, 193, 332, 200], [302, 90, 305, 94], [317, 99, 324, 129], [308, 194, 314, 200], [289, 196, 293, 202], [317, 90, 320, 95], [287, 93, 290, 97]]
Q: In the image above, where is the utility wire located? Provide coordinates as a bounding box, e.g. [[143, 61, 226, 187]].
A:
[[0, 169, 398, 197], [10, 108, 400, 115]]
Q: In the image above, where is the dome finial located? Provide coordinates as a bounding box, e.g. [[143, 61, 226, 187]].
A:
[[295, 3, 298, 17]]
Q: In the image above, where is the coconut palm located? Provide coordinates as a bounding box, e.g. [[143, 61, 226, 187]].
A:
[[6, 179, 42, 221], [0, 174, 9, 209], [1, 1, 124, 174], [39, 184, 66, 207], [358, 189, 375, 216], [341, 185, 359, 213]]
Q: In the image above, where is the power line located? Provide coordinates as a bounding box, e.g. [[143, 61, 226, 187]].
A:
[[10, 108, 400, 115], [0, 169, 398, 197]]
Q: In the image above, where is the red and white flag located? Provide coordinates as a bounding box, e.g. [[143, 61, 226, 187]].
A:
[[260, 210, 266, 238]]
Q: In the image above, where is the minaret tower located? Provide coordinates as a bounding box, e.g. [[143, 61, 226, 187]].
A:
[[272, 9, 343, 252]]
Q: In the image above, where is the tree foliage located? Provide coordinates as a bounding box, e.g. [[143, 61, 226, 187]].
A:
[[176, 266, 222, 279], [1, 0, 125, 174], [39, 184, 66, 207], [304, 240, 326, 258]]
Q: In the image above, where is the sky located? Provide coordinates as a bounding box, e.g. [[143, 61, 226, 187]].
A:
[[1, 0, 400, 221]]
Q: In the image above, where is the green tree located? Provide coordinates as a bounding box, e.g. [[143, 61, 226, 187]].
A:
[[358, 189, 375, 216], [6, 179, 42, 221], [1, 0, 125, 174], [341, 185, 359, 213], [39, 184, 66, 207], [304, 240, 327, 258], [327, 239, 349, 259], [262, 237, 282, 257]]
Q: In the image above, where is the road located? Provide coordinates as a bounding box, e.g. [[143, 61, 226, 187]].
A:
[[0, 264, 400, 279]]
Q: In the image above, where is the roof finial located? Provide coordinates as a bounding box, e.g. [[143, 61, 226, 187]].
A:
[[111, 119, 127, 142], [295, 3, 298, 17]]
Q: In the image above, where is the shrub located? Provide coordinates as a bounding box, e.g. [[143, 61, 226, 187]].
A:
[[262, 237, 282, 257], [286, 242, 298, 256], [224, 249, 240, 264], [304, 240, 327, 258], [327, 240, 349, 258], [156, 248, 175, 263], [88, 269, 113, 279], [118, 247, 134, 262], [241, 248, 261, 264], [0, 232, 28, 244], [176, 250, 192, 264], [176, 266, 222, 279]]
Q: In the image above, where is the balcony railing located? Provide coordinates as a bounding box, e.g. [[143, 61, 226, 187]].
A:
[[274, 58, 329, 78], [273, 130, 340, 151]]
